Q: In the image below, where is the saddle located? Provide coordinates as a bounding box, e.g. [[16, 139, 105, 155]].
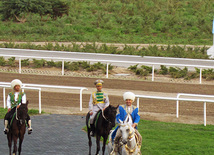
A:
[[88, 110, 102, 128]]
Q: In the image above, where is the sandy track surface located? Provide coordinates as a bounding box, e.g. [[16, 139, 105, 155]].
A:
[[0, 72, 214, 125]]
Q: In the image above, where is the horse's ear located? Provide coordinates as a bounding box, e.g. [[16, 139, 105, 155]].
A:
[[26, 100, 29, 106], [119, 119, 123, 124], [116, 104, 119, 109], [124, 115, 129, 123]]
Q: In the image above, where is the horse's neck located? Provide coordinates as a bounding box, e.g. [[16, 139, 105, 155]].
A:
[[127, 128, 137, 149]]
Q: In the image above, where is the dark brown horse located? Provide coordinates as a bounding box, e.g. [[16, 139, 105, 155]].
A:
[[86, 105, 118, 155], [7, 101, 29, 155]]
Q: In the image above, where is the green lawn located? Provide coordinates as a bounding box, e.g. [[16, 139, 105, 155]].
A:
[[139, 120, 214, 155], [83, 119, 214, 154]]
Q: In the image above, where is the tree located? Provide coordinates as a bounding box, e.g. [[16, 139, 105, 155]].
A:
[[0, 0, 70, 22]]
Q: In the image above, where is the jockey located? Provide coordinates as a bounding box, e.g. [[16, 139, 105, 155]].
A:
[[110, 92, 142, 154], [88, 79, 110, 136], [4, 79, 33, 134]]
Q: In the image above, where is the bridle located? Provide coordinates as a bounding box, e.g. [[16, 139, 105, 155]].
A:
[[102, 109, 112, 125]]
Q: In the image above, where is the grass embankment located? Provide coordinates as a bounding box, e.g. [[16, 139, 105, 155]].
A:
[[84, 120, 214, 154], [0, 0, 213, 45], [0, 107, 43, 119]]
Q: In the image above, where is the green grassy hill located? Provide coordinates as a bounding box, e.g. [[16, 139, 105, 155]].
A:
[[0, 0, 214, 45]]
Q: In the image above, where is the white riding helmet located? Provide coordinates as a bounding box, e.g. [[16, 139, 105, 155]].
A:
[[11, 79, 22, 89], [123, 92, 135, 102]]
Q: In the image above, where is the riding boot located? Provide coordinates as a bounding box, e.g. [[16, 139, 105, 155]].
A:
[[4, 120, 9, 134], [90, 124, 95, 137], [27, 120, 33, 134]]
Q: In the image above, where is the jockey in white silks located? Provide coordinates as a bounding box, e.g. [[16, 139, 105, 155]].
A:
[[88, 79, 110, 136], [4, 79, 33, 134], [110, 92, 142, 154]]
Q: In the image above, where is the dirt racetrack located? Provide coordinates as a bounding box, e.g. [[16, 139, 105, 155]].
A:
[[0, 72, 214, 125]]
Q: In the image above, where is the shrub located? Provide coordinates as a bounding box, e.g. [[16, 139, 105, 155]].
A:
[[47, 60, 56, 67], [55, 61, 62, 68], [159, 65, 168, 75], [169, 67, 188, 78], [128, 64, 138, 72], [80, 61, 90, 69], [0, 57, 6, 66], [21, 59, 30, 66], [33, 59, 46, 68], [7, 57, 16, 67]]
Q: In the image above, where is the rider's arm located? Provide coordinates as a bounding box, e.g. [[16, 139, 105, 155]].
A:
[[6, 94, 11, 109], [21, 93, 26, 104], [88, 94, 93, 112], [104, 93, 110, 108], [133, 108, 140, 125]]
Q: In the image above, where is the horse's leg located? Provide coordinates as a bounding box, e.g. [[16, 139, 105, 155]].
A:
[[102, 135, 108, 155], [18, 134, 24, 155], [7, 133, 12, 155], [96, 135, 101, 155], [87, 128, 92, 155], [12, 135, 18, 155]]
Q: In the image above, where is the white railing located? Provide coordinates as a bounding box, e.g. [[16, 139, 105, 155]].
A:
[[135, 94, 214, 126], [0, 53, 214, 83], [0, 85, 41, 113], [0, 82, 88, 113]]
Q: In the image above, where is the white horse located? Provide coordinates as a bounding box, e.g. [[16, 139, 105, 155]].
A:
[[108, 114, 141, 155]]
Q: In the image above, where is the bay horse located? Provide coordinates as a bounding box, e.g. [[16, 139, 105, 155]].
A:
[[86, 105, 118, 155], [7, 101, 29, 155]]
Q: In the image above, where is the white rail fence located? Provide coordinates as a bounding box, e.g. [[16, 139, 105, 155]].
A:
[[0, 82, 88, 113], [1, 54, 214, 84], [0, 84, 41, 113], [136, 94, 214, 126]]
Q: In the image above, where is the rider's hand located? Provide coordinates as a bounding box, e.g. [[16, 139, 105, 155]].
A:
[[90, 111, 93, 115], [17, 105, 20, 109], [132, 123, 137, 128], [8, 108, 11, 112]]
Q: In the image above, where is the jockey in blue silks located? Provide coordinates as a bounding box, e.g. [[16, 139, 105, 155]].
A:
[[110, 92, 142, 154]]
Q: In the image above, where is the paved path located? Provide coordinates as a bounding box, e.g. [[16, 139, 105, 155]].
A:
[[0, 114, 109, 155]]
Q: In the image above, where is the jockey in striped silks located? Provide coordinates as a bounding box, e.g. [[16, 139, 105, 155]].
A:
[[88, 79, 110, 136]]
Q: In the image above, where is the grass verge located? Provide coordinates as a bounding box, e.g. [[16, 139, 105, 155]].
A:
[[0, 107, 44, 119], [83, 119, 214, 154]]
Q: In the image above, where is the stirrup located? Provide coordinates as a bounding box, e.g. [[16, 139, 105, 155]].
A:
[[28, 128, 33, 134], [4, 128, 9, 134], [90, 131, 95, 137]]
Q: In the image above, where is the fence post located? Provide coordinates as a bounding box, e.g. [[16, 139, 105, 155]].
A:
[[152, 65, 155, 81], [204, 102, 206, 126], [19, 58, 21, 73], [39, 89, 41, 114], [80, 89, 83, 111], [62, 60, 64, 76], [137, 97, 139, 109], [3, 87, 6, 108], [106, 63, 109, 78], [200, 68, 202, 84]]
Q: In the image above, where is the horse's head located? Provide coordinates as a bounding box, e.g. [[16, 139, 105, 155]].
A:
[[17, 101, 29, 125], [119, 117, 135, 145], [103, 104, 119, 128]]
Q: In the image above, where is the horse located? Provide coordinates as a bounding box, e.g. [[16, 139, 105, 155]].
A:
[[86, 104, 119, 155], [7, 101, 29, 155], [108, 114, 141, 155]]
